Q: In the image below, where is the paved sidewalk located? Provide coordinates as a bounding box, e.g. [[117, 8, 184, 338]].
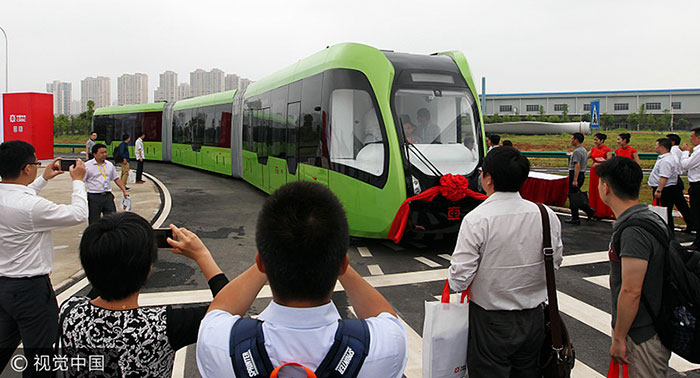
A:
[[33, 163, 163, 290]]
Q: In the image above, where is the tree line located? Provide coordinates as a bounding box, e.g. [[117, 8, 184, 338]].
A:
[[484, 104, 691, 131], [53, 100, 95, 136]]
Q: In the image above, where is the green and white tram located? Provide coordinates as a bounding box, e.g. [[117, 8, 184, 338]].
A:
[[92, 43, 486, 240]]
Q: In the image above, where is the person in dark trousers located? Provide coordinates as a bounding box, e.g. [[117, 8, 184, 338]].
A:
[[680, 127, 700, 249], [0, 141, 87, 376], [84, 143, 129, 224], [598, 157, 671, 376], [667, 133, 695, 232], [647, 138, 679, 231], [566, 132, 595, 225], [135, 132, 145, 183], [449, 147, 563, 378]]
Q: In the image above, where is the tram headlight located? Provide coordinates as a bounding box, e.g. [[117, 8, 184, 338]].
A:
[[412, 176, 422, 195]]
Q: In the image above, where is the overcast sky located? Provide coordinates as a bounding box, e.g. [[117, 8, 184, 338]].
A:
[[1, 0, 699, 105]]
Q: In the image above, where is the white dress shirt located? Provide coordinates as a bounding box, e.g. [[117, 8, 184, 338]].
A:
[[135, 137, 144, 160], [648, 152, 678, 187], [681, 144, 700, 183], [448, 191, 563, 311], [0, 177, 88, 277], [196, 301, 408, 378]]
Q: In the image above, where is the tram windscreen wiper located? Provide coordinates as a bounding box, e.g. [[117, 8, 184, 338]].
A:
[[406, 142, 443, 177]]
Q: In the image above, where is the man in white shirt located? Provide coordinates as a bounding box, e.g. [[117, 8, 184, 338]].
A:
[[135, 132, 145, 184], [681, 127, 700, 248], [0, 141, 88, 374], [648, 138, 678, 230], [666, 133, 695, 232], [448, 146, 563, 378], [197, 182, 407, 378], [84, 143, 129, 224]]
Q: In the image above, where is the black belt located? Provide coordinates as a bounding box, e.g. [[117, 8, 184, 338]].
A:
[[0, 274, 49, 281], [88, 192, 112, 196]]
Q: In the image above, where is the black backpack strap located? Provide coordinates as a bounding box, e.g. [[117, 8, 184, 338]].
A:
[[611, 215, 671, 259], [229, 318, 274, 378], [315, 319, 370, 378]]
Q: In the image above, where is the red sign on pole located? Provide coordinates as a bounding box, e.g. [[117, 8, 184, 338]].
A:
[[2, 93, 54, 160]]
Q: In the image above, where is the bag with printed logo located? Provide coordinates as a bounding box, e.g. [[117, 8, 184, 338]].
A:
[[422, 280, 469, 378]]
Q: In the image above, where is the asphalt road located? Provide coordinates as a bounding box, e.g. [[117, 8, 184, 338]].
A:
[[72, 161, 700, 377]]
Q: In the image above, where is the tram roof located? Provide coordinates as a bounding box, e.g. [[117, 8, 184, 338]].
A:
[[172, 90, 237, 111], [94, 102, 166, 116], [244, 43, 394, 98]]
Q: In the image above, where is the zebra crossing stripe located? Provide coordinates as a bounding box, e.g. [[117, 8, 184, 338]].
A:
[[171, 348, 187, 378], [414, 256, 442, 268], [367, 264, 384, 276], [357, 247, 373, 257], [437, 254, 452, 262]]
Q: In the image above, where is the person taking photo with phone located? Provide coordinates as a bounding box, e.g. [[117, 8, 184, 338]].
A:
[[0, 141, 88, 376]]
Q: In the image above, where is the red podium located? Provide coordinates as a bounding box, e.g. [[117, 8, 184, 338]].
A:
[[1, 93, 54, 160]]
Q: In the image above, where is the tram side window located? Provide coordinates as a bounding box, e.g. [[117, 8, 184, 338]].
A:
[[287, 102, 300, 174], [329, 89, 384, 176], [193, 109, 206, 146], [203, 105, 217, 147], [219, 104, 232, 148], [143, 112, 162, 141], [93, 115, 112, 144], [242, 109, 252, 151], [298, 74, 323, 167], [270, 87, 288, 158]]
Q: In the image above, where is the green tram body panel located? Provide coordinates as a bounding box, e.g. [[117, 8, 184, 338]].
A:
[[241, 43, 406, 238], [171, 144, 231, 176]]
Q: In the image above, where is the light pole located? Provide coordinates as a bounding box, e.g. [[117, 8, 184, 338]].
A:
[[0, 25, 7, 92]]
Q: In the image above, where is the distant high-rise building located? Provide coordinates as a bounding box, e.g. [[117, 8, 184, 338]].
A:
[[46, 80, 72, 115], [154, 70, 178, 103], [225, 74, 239, 91], [81, 76, 111, 111], [71, 100, 81, 115], [190, 68, 225, 97], [239, 78, 252, 92], [178, 83, 191, 100], [118, 73, 148, 106]]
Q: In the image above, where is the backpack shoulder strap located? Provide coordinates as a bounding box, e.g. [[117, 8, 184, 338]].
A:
[[611, 215, 671, 257], [315, 319, 370, 378], [229, 317, 274, 378]]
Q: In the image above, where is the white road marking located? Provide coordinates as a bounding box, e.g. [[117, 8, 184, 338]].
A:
[[56, 277, 91, 306], [53, 245, 69, 250], [143, 172, 171, 228], [398, 315, 422, 378], [583, 275, 610, 289], [357, 247, 373, 258], [171, 348, 186, 378], [367, 264, 384, 276], [557, 290, 699, 372], [414, 256, 442, 268], [437, 254, 452, 262], [561, 251, 608, 267]]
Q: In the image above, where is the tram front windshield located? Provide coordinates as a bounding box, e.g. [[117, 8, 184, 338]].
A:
[[394, 89, 479, 176]]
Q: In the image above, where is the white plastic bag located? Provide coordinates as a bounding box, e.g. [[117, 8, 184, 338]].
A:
[[127, 169, 136, 184], [121, 196, 131, 211], [423, 280, 469, 378], [649, 205, 668, 224]]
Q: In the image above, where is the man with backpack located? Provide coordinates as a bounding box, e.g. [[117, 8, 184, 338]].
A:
[[196, 181, 408, 378], [597, 157, 671, 376]]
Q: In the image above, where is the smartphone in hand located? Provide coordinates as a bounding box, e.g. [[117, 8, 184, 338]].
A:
[[60, 159, 77, 171], [153, 228, 174, 249]]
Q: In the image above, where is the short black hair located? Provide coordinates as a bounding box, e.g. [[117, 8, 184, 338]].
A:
[[594, 133, 607, 142], [666, 133, 681, 145], [502, 140, 513, 147], [482, 146, 530, 192], [256, 182, 349, 303], [417, 108, 431, 120], [656, 137, 672, 151], [80, 212, 157, 301], [619, 133, 631, 143], [92, 143, 107, 154], [122, 133, 130, 141], [692, 127, 700, 136], [597, 157, 642, 200], [572, 132, 584, 143], [488, 134, 501, 145], [0, 141, 36, 180]]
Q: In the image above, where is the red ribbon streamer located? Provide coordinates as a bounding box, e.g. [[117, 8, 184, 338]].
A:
[[387, 174, 488, 244]]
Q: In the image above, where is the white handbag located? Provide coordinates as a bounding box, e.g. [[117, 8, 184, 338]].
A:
[[422, 280, 469, 378]]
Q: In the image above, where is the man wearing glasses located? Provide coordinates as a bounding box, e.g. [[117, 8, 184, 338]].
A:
[[0, 141, 88, 375]]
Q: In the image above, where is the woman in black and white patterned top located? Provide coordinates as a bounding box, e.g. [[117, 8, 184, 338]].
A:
[[58, 212, 231, 377]]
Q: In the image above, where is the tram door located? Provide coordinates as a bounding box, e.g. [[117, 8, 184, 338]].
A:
[[286, 102, 300, 182]]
